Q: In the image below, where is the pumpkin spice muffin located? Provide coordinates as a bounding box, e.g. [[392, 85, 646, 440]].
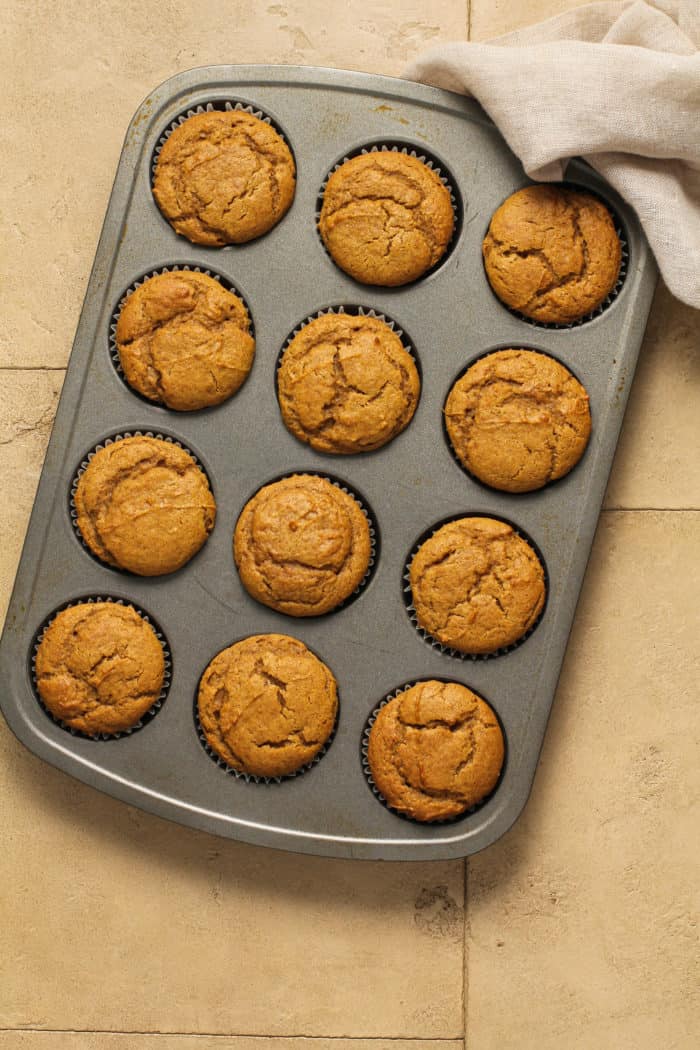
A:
[[367, 680, 504, 822], [234, 474, 371, 617], [74, 435, 216, 576], [319, 151, 454, 286], [483, 185, 622, 324], [277, 312, 420, 453], [153, 109, 296, 246], [35, 602, 165, 736], [197, 633, 338, 777], [445, 349, 592, 492], [409, 517, 546, 654], [116, 271, 255, 411]]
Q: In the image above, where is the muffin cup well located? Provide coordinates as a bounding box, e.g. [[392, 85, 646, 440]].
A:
[[193, 673, 339, 785], [485, 184, 629, 329], [275, 305, 422, 446], [442, 345, 592, 492], [237, 470, 379, 615], [151, 99, 294, 184], [403, 514, 549, 660], [30, 595, 172, 741], [108, 264, 255, 403], [69, 430, 213, 571], [315, 141, 462, 280], [360, 680, 506, 825]]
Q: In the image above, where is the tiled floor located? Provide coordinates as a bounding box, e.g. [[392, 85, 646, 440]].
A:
[[1, 2, 697, 1048]]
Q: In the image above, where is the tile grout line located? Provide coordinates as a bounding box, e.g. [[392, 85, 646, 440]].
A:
[[463, 856, 469, 1050], [467, 0, 472, 40], [0, 1031, 462, 1041], [601, 507, 700, 513]]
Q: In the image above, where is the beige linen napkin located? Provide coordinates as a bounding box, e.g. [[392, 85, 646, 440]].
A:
[[404, 0, 700, 308]]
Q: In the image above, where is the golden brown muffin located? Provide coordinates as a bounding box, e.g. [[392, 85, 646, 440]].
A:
[[74, 435, 216, 576], [197, 633, 337, 777], [35, 602, 165, 735], [409, 517, 545, 654], [116, 271, 255, 411], [367, 680, 504, 821], [318, 151, 454, 286], [277, 313, 420, 453], [445, 349, 591, 492], [153, 110, 296, 246], [483, 185, 621, 323], [234, 474, 371, 617]]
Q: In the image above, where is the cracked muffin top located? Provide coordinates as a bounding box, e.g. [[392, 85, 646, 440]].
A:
[[116, 271, 255, 411], [482, 185, 621, 324], [197, 633, 338, 777], [445, 349, 591, 492], [277, 312, 420, 453], [152, 110, 296, 246], [74, 435, 216, 576], [318, 151, 454, 286], [409, 517, 546, 654], [35, 602, 165, 736], [367, 680, 504, 821], [234, 474, 371, 617]]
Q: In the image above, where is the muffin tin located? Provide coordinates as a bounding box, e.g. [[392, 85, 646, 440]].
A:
[[0, 66, 657, 860]]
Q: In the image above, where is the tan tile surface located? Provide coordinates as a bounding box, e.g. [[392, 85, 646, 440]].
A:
[[0, 0, 466, 369], [605, 283, 700, 509], [470, 0, 591, 40], [0, 372, 63, 626], [467, 510, 700, 1050], [0, 709, 463, 1035]]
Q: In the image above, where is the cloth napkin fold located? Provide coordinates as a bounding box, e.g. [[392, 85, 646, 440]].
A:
[[404, 0, 700, 308]]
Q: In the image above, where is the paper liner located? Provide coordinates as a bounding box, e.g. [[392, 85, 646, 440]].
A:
[[315, 141, 461, 278], [193, 668, 339, 785], [442, 346, 591, 489], [69, 430, 211, 569], [151, 99, 290, 182], [238, 470, 378, 614], [489, 186, 629, 329], [108, 264, 255, 400], [360, 680, 503, 825], [403, 514, 548, 661], [30, 595, 172, 741]]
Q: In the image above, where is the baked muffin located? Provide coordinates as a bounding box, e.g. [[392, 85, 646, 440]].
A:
[[367, 680, 504, 821], [197, 633, 337, 777], [409, 517, 545, 654], [445, 349, 591, 492], [483, 185, 621, 323], [153, 110, 296, 246], [116, 271, 254, 411], [74, 435, 216, 576], [277, 313, 420, 453], [319, 151, 454, 286], [234, 474, 371, 616], [35, 602, 165, 735]]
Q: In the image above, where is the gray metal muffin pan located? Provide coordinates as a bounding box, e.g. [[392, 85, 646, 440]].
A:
[[0, 65, 657, 860]]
